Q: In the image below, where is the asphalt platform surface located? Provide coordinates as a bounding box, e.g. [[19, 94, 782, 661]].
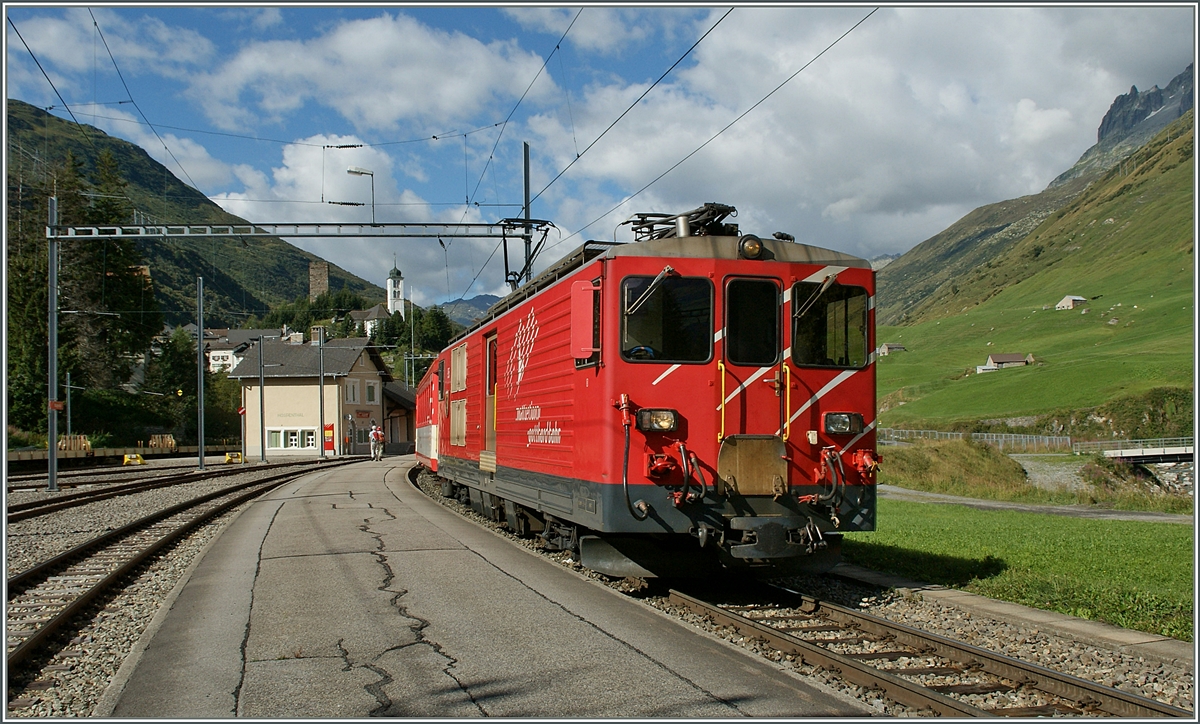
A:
[[100, 457, 871, 718]]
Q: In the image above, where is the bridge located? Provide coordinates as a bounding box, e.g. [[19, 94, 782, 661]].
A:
[[1072, 438, 1194, 464]]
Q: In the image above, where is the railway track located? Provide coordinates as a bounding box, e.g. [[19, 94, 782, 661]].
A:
[[668, 587, 1191, 717], [6, 463, 202, 491], [6, 460, 325, 523], [5, 459, 360, 672]]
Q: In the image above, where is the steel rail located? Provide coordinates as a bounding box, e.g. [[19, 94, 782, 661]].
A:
[[6, 459, 362, 669], [794, 590, 1193, 718], [7, 463, 200, 486], [669, 590, 989, 716], [6, 460, 319, 523], [669, 589, 1191, 718]]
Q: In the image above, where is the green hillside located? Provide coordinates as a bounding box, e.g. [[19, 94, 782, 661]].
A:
[[6, 99, 383, 325], [877, 112, 1194, 435]]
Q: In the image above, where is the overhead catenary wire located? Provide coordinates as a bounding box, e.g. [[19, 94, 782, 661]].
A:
[[458, 7, 733, 292], [545, 7, 880, 255], [531, 7, 734, 206], [89, 9, 202, 194], [7, 16, 100, 156]]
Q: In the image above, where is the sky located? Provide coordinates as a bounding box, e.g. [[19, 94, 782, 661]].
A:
[[5, 4, 1196, 308]]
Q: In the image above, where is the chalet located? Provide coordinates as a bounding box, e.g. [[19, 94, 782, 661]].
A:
[[976, 353, 1034, 374], [879, 343, 907, 356], [228, 337, 414, 458], [1056, 295, 1088, 310]]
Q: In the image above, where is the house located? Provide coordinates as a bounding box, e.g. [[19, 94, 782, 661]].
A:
[[879, 343, 906, 355], [1056, 295, 1088, 310], [976, 353, 1034, 374], [348, 303, 392, 337], [228, 337, 414, 458], [204, 328, 283, 373]]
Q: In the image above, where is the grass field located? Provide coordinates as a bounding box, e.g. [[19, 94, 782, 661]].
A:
[[843, 498, 1194, 641]]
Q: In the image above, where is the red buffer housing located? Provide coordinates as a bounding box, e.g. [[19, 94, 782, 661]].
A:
[[416, 203, 877, 577]]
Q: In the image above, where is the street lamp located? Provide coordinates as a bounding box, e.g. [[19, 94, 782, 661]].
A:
[[347, 166, 375, 225], [257, 335, 281, 462]]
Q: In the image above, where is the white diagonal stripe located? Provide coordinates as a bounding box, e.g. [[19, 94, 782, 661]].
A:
[[841, 419, 877, 453], [776, 369, 856, 434], [801, 266, 848, 283], [652, 364, 681, 386]]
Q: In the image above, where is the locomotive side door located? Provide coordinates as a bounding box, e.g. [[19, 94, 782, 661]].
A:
[[717, 276, 788, 497], [482, 333, 498, 472]]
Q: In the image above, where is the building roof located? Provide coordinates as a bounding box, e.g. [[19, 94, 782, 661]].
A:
[[227, 338, 392, 381], [383, 381, 416, 410], [986, 353, 1028, 364], [348, 303, 390, 323]]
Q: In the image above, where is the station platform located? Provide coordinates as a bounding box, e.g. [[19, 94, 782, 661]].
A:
[[99, 457, 870, 718]]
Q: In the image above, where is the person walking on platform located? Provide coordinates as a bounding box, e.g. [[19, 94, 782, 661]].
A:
[[369, 425, 385, 461]]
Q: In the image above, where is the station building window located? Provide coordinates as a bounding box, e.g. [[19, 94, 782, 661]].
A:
[[267, 428, 317, 449]]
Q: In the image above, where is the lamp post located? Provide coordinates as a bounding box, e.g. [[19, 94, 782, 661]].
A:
[[317, 325, 326, 459], [257, 335, 281, 461], [347, 166, 375, 225]]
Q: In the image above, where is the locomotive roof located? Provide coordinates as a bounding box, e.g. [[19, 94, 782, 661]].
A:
[[452, 234, 869, 342]]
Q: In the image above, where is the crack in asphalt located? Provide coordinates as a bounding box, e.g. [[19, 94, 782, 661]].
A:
[[232, 498, 286, 716], [360, 511, 488, 716]]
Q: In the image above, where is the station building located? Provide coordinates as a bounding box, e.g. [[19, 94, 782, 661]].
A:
[[229, 335, 414, 458]]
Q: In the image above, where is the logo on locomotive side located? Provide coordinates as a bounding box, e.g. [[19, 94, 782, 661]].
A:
[[527, 422, 561, 445], [505, 308, 539, 399]]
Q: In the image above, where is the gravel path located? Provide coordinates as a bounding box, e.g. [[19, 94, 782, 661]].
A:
[[1011, 454, 1091, 492]]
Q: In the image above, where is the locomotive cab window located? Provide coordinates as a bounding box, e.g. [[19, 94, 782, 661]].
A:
[[792, 281, 868, 368], [621, 275, 712, 363], [725, 278, 779, 366]]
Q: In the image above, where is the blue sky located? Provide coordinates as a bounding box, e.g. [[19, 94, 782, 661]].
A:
[[6, 4, 1195, 306]]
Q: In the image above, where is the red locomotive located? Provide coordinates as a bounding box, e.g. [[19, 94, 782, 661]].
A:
[[416, 203, 878, 577]]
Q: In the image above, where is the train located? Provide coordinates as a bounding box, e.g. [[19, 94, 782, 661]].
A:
[[415, 202, 878, 578]]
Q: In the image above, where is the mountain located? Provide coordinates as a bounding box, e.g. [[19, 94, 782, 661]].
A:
[[878, 65, 1194, 326], [876, 110, 1193, 434], [1050, 63, 1193, 189], [6, 99, 384, 326], [441, 294, 502, 326]]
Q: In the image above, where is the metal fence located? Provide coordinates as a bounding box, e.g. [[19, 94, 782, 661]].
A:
[[877, 428, 1074, 452], [1072, 438, 1194, 454]]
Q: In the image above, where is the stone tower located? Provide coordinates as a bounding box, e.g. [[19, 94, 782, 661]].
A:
[[309, 261, 330, 301]]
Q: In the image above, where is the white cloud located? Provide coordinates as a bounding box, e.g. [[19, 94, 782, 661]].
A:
[[503, 7, 661, 53], [521, 5, 1193, 261], [187, 12, 556, 132]]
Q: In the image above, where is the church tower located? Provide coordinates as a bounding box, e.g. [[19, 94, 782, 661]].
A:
[[386, 256, 405, 315]]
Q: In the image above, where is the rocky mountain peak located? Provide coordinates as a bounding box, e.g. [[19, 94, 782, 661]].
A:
[[1096, 64, 1193, 144]]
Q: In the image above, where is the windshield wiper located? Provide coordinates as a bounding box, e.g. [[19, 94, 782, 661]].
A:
[[793, 273, 839, 320], [626, 265, 675, 315]]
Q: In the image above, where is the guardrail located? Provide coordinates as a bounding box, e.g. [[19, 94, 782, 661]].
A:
[[878, 428, 1073, 452], [1072, 438, 1194, 455]]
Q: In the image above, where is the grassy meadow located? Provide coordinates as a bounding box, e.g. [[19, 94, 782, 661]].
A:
[[843, 498, 1194, 641]]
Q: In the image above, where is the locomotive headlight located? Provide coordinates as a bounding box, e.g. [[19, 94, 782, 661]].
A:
[[823, 412, 864, 435], [636, 408, 679, 432], [738, 234, 764, 259]]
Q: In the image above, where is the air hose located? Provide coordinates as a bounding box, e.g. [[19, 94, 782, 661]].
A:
[[677, 441, 694, 504], [618, 395, 650, 521], [688, 451, 708, 501]]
